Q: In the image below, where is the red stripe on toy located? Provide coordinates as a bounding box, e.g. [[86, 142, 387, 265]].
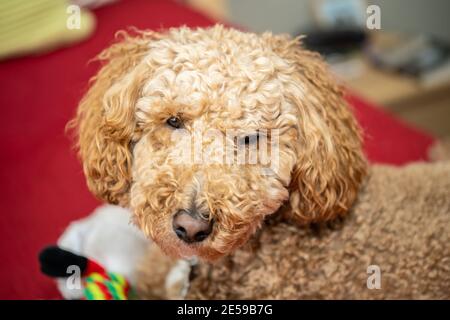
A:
[[94, 280, 113, 300], [84, 259, 107, 277]]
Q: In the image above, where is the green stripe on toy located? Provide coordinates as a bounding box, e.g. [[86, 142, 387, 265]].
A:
[[83, 272, 130, 300]]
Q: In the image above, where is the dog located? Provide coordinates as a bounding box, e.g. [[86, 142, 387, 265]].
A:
[[73, 25, 450, 299]]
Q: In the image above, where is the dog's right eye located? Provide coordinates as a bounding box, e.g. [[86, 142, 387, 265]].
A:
[[166, 116, 183, 129]]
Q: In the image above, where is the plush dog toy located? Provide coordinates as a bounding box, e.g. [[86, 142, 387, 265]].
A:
[[39, 205, 190, 299], [39, 205, 149, 299], [40, 246, 134, 300], [71, 25, 450, 299]]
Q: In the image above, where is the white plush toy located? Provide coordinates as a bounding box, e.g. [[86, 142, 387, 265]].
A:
[[42, 205, 150, 299], [39, 204, 193, 300]]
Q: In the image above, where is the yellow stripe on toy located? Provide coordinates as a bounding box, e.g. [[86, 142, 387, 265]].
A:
[[85, 281, 107, 300], [83, 272, 131, 300], [85, 272, 105, 283]]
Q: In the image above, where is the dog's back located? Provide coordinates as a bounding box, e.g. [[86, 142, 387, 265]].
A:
[[187, 161, 450, 299]]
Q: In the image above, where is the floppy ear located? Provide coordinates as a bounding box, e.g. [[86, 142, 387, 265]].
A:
[[271, 35, 368, 224], [72, 30, 161, 206]]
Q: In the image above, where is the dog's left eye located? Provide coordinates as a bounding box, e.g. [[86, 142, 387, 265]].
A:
[[166, 116, 183, 129], [241, 133, 260, 145]]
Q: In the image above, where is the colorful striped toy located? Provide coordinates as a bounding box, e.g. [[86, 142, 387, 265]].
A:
[[39, 246, 135, 300], [84, 271, 132, 300]]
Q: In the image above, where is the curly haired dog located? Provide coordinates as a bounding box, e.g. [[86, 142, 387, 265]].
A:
[[73, 25, 450, 299]]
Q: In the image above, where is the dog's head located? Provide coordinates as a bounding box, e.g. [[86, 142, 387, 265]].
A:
[[74, 26, 367, 261]]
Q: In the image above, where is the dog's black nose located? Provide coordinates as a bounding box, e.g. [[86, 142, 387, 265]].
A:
[[172, 210, 213, 243]]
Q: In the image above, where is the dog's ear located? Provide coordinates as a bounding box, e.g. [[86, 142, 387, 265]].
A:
[[71, 30, 161, 206], [269, 34, 368, 224]]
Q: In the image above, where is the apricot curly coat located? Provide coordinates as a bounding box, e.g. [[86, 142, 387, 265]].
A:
[[186, 162, 450, 299], [73, 25, 450, 299]]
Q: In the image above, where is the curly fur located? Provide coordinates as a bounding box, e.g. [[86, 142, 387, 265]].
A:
[[73, 25, 366, 262], [72, 29, 164, 206], [134, 161, 450, 299], [74, 26, 450, 299], [186, 162, 450, 299]]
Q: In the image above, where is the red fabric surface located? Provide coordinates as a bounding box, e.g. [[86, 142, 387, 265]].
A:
[[0, 0, 434, 299], [348, 94, 434, 165]]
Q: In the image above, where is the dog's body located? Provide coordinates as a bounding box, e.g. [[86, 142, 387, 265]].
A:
[[135, 162, 450, 299], [73, 26, 450, 299], [186, 163, 450, 299]]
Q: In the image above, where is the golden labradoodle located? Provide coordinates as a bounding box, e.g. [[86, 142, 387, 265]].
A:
[[73, 26, 450, 299]]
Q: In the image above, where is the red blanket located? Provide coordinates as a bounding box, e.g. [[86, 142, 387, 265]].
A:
[[0, 0, 434, 299]]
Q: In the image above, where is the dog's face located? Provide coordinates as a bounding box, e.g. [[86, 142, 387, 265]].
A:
[[75, 26, 367, 261]]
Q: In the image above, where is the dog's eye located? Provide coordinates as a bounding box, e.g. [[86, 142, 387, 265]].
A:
[[166, 116, 183, 129], [241, 133, 259, 145]]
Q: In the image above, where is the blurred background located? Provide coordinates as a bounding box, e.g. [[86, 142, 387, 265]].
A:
[[0, 0, 448, 299], [189, 0, 450, 137]]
